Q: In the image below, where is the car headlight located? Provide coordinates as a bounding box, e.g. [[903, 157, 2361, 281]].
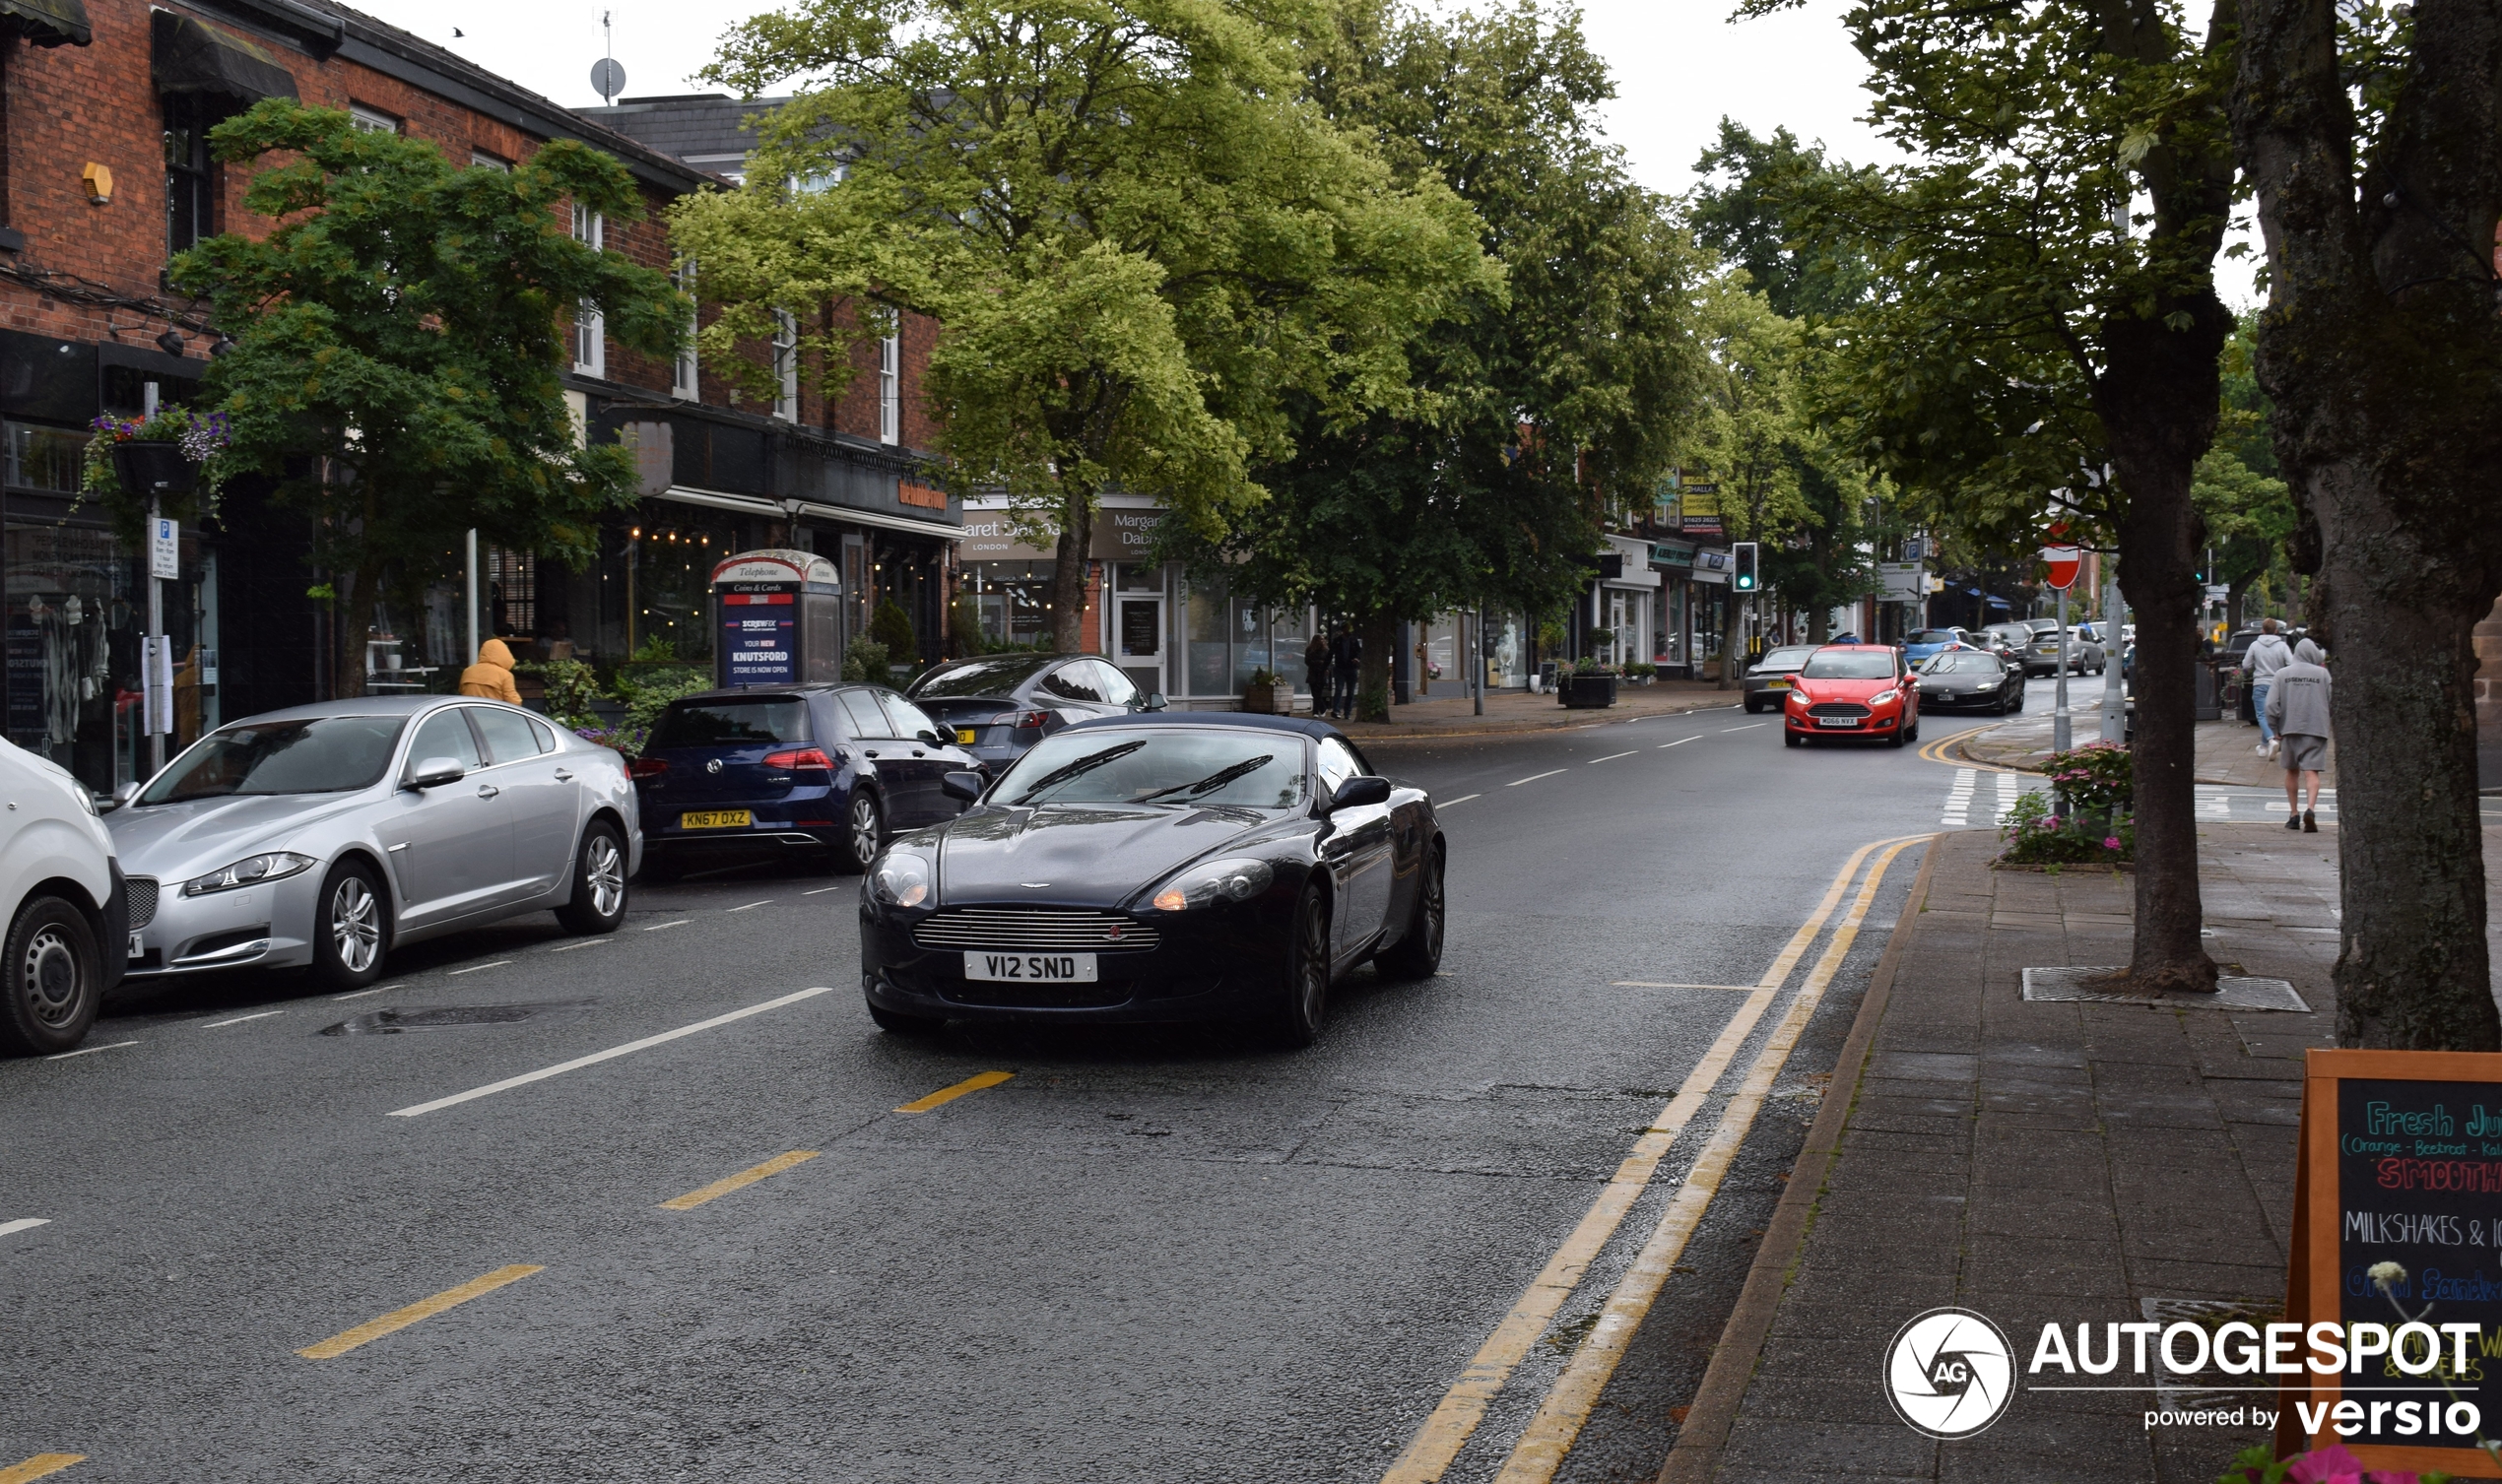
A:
[[183, 851, 315, 896], [1150, 857, 1275, 912], [871, 852, 933, 909], [1870, 688, 1900, 706]]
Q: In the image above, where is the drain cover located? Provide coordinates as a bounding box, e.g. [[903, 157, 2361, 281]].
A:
[[321, 1000, 595, 1035], [2020, 966, 2309, 1012]]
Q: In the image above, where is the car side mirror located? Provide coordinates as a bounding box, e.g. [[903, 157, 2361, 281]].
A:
[[918, 729, 944, 746], [1142, 692, 1167, 713], [1329, 776, 1392, 810], [941, 769, 985, 804], [112, 781, 140, 807], [406, 756, 466, 791]]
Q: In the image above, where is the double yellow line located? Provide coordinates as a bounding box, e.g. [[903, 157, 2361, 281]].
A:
[[1382, 834, 1932, 1484]]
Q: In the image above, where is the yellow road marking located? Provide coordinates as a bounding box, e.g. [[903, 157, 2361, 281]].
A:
[[1491, 835, 1929, 1484], [296, 1264, 545, 1360], [1917, 731, 2026, 775], [1379, 835, 1924, 1484], [0, 1456, 84, 1483], [895, 1069, 1015, 1113], [660, 1150, 820, 1210]]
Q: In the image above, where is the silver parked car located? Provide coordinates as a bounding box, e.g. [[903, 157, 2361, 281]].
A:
[[106, 696, 639, 990]]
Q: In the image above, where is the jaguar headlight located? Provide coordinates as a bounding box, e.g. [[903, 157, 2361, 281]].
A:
[[1150, 857, 1274, 913], [871, 852, 932, 909], [183, 851, 315, 896]]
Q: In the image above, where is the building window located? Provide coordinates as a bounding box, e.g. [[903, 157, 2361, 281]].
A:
[[164, 93, 220, 255], [878, 329, 900, 445], [4, 423, 84, 491], [772, 310, 798, 421], [571, 205, 604, 378], [470, 149, 510, 171], [349, 104, 402, 135], [671, 263, 698, 400]]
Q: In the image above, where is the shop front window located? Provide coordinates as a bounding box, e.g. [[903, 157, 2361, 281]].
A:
[[965, 561, 1052, 649], [632, 517, 737, 662], [6, 524, 214, 797], [6, 424, 83, 492], [1181, 570, 1229, 696]]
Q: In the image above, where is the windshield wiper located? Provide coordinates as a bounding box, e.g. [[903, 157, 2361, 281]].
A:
[[1132, 754, 1274, 803], [1010, 740, 1148, 805]]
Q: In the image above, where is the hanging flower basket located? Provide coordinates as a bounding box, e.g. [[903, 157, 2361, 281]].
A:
[[109, 440, 196, 497]]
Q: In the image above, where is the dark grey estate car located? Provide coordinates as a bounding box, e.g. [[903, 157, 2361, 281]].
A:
[[903, 654, 1164, 774]]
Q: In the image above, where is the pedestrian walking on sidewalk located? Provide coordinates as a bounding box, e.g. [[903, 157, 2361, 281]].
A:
[[1302, 632, 1330, 716], [2266, 637, 2332, 832], [1330, 625, 1363, 720], [2245, 618, 2292, 757]]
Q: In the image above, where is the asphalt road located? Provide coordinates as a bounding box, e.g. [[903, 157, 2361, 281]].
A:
[[0, 683, 2070, 1482]]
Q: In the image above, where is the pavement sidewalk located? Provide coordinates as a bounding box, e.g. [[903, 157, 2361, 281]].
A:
[[1662, 823, 2369, 1484], [1295, 678, 1745, 745], [1956, 711, 2334, 790]]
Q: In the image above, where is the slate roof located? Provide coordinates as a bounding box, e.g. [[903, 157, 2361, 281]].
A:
[[579, 95, 792, 179]]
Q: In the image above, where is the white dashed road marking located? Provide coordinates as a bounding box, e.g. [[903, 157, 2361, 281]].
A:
[[44, 1040, 136, 1060], [1507, 770, 1565, 787], [200, 1010, 284, 1029]]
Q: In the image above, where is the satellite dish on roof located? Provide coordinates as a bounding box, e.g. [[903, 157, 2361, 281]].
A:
[[590, 57, 626, 104]]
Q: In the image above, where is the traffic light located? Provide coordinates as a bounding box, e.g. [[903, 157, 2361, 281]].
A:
[[1733, 542, 1759, 593]]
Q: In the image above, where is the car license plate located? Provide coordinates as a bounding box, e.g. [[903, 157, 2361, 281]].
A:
[[963, 951, 1098, 983], [127, 932, 143, 961], [679, 809, 752, 829], [955, 728, 978, 745], [1767, 678, 1791, 689], [1817, 716, 1862, 728]]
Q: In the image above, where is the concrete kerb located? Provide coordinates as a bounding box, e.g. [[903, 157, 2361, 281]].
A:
[[1654, 832, 1947, 1484]]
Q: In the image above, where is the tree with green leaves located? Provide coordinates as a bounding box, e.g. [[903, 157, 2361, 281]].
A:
[[166, 99, 686, 698], [2190, 321, 2294, 628], [1746, 0, 2239, 995], [2232, 0, 2502, 1049], [674, 0, 1490, 655], [1683, 279, 1811, 680], [1166, 0, 1701, 716]]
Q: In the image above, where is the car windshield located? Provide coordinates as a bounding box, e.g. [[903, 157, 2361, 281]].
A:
[[1801, 651, 1897, 679], [1905, 630, 1962, 646], [139, 715, 407, 805], [1924, 653, 2001, 674], [908, 655, 1058, 698], [991, 728, 1309, 809], [1757, 648, 1815, 670], [649, 699, 808, 748]]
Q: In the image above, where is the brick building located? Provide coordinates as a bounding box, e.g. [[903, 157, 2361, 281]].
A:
[[0, 0, 957, 799]]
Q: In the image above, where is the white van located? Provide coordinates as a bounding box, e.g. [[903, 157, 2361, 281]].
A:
[[0, 738, 126, 1055]]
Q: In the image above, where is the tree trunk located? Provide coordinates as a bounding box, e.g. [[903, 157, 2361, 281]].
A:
[[1357, 610, 1395, 723], [331, 560, 381, 700], [1049, 487, 1095, 655], [2233, 0, 2502, 1050], [2099, 304, 2232, 996]]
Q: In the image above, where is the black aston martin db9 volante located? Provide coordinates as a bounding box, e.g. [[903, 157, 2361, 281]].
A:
[[858, 714, 1444, 1045]]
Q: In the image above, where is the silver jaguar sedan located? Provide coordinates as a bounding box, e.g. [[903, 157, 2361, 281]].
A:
[[106, 696, 640, 990]]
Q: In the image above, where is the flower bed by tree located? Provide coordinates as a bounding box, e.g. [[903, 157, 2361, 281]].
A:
[[1997, 741, 2134, 867]]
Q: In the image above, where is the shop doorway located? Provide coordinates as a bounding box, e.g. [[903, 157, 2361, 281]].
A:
[[1116, 593, 1164, 699]]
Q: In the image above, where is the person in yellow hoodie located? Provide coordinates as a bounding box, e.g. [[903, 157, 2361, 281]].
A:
[[457, 637, 523, 704]]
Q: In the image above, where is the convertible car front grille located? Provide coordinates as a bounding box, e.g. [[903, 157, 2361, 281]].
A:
[[126, 876, 159, 931], [1807, 702, 1872, 719], [911, 907, 1161, 953]]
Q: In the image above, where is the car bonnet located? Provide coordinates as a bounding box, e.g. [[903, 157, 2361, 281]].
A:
[[107, 790, 375, 881], [932, 803, 1291, 908]]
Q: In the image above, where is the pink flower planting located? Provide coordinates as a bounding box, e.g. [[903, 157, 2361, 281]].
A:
[[2283, 1442, 2420, 1484], [2103, 836, 2122, 850]]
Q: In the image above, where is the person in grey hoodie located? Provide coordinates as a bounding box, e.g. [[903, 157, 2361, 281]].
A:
[[2243, 618, 2294, 757], [2265, 638, 2332, 832]]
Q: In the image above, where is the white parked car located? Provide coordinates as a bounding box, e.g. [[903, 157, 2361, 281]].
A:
[[107, 697, 640, 993], [0, 737, 127, 1056]]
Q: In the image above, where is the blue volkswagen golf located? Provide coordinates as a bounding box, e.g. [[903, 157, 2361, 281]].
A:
[[632, 684, 981, 879]]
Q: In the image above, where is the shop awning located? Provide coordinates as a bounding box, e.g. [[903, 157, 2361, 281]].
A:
[[0, 0, 88, 47], [153, 11, 298, 102], [659, 484, 966, 542]]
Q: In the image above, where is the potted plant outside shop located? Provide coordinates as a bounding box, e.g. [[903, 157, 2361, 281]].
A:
[[1559, 662, 1618, 709], [1240, 668, 1287, 715]]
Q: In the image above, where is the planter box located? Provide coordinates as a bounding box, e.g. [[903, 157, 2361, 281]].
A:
[[1240, 681, 1290, 715], [1559, 674, 1618, 709]]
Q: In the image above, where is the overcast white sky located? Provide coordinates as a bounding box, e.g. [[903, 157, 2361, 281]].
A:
[[345, 0, 2257, 304]]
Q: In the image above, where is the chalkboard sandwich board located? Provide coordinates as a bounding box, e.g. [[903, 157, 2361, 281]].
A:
[[2283, 1049, 2502, 1475]]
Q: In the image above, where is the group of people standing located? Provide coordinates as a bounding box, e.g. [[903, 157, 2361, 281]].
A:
[[1302, 626, 1364, 720], [2242, 617, 2332, 832]]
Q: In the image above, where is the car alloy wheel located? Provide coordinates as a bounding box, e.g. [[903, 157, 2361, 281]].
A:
[[559, 822, 630, 935], [841, 791, 884, 873], [330, 875, 380, 975], [586, 835, 626, 918], [1276, 884, 1332, 1046], [1378, 849, 1444, 981]]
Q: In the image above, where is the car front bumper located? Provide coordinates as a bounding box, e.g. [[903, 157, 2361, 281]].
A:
[[122, 868, 320, 978], [859, 897, 1289, 1024]]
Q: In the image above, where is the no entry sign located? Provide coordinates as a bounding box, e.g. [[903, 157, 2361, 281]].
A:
[[2040, 546, 2081, 590]]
